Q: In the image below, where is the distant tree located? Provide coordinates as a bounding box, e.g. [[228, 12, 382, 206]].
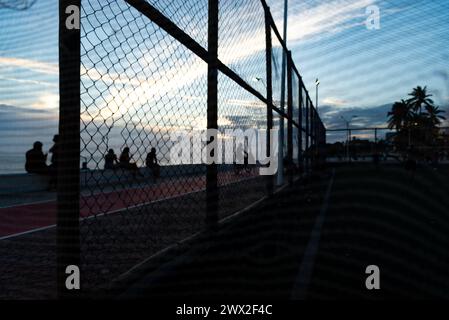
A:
[[425, 105, 446, 127], [407, 86, 434, 114], [388, 86, 446, 158], [388, 99, 411, 130]]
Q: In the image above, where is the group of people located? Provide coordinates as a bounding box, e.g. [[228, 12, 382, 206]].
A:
[[104, 147, 160, 179], [25, 137, 160, 191], [25, 135, 60, 190]]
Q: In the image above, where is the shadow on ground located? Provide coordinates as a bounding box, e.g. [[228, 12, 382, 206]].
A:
[[117, 173, 329, 299], [117, 164, 449, 300]]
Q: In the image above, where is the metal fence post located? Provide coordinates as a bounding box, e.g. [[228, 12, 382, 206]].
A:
[[58, 0, 81, 298], [305, 95, 310, 172], [286, 51, 293, 182], [207, 0, 219, 227], [310, 106, 314, 169], [298, 82, 303, 172], [264, 7, 274, 195]]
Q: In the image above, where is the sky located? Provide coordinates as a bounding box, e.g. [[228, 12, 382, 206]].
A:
[[0, 0, 449, 173]]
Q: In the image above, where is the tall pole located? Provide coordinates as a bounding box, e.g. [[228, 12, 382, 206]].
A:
[[277, 0, 288, 186], [206, 0, 219, 227], [265, 6, 274, 195], [58, 0, 80, 298], [315, 78, 319, 114], [346, 122, 350, 161]]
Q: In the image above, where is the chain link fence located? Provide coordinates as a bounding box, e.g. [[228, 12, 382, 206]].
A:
[[0, 0, 326, 299], [76, 0, 326, 295], [326, 127, 449, 164]]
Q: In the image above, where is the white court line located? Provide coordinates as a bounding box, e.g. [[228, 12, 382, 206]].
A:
[[0, 171, 238, 209], [0, 174, 260, 241], [0, 198, 55, 210], [291, 169, 335, 300], [0, 224, 57, 241]]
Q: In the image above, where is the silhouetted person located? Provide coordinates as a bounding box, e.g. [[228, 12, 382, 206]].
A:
[[234, 143, 244, 175], [146, 148, 160, 179], [234, 143, 250, 175], [45, 134, 60, 190], [49, 134, 59, 168], [25, 141, 48, 174], [243, 149, 250, 172], [119, 147, 143, 177], [104, 149, 118, 170]]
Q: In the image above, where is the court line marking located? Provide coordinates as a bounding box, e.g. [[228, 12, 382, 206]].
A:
[[291, 169, 335, 300], [0, 174, 260, 241], [0, 171, 244, 209]]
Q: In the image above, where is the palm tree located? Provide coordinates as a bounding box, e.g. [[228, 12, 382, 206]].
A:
[[408, 86, 434, 114], [388, 100, 411, 130], [425, 105, 446, 127]]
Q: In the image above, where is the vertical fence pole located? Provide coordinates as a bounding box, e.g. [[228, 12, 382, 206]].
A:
[[298, 82, 303, 172], [314, 108, 317, 162], [305, 96, 310, 172], [286, 52, 293, 182], [311, 102, 315, 168], [207, 0, 219, 227], [58, 0, 81, 298], [264, 7, 274, 195]]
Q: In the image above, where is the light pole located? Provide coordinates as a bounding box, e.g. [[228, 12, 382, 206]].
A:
[[315, 78, 320, 113], [341, 115, 358, 161]]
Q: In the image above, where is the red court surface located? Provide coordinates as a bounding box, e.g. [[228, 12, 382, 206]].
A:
[[0, 171, 258, 239]]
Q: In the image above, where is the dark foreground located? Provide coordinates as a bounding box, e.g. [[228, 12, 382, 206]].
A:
[[117, 164, 449, 299]]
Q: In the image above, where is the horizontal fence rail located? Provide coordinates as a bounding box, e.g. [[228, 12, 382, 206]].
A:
[[75, 0, 327, 296], [0, 0, 327, 299]]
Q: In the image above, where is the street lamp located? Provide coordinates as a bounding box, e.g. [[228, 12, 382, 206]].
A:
[[315, 78, 320, 113], [253, 77, 266, 89], [341, 115, 358, 161]]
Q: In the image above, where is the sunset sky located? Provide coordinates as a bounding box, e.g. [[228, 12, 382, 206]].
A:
[[1, 0, 448, 172]]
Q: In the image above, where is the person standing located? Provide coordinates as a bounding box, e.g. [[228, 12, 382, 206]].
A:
[[47, 134, 60, 190]]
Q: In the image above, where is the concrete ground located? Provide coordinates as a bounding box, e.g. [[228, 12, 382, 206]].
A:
[[118, 164, 449, 299]]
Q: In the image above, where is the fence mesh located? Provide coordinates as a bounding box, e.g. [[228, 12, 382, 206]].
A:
[[0, 0, 325, 299], [78, 0, 325, 293], [218, 0, 266, 97], [80, 0, 211, 290]]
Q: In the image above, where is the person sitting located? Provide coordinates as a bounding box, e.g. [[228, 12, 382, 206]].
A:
[[104, 149, 118, 170], [25, 141, 48, 174], [119, 147, 143, 177], [146, 147, 160, 179], [25, 141, 57, 191]]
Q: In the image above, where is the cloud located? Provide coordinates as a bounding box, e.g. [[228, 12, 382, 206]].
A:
[[266, 0, 407, 45], [0, 56, 58, 75], [322, 97, 349, 107], [0, 76, 57, 87], [320, 103, 393, 129], [288, 0, 376, 43]]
